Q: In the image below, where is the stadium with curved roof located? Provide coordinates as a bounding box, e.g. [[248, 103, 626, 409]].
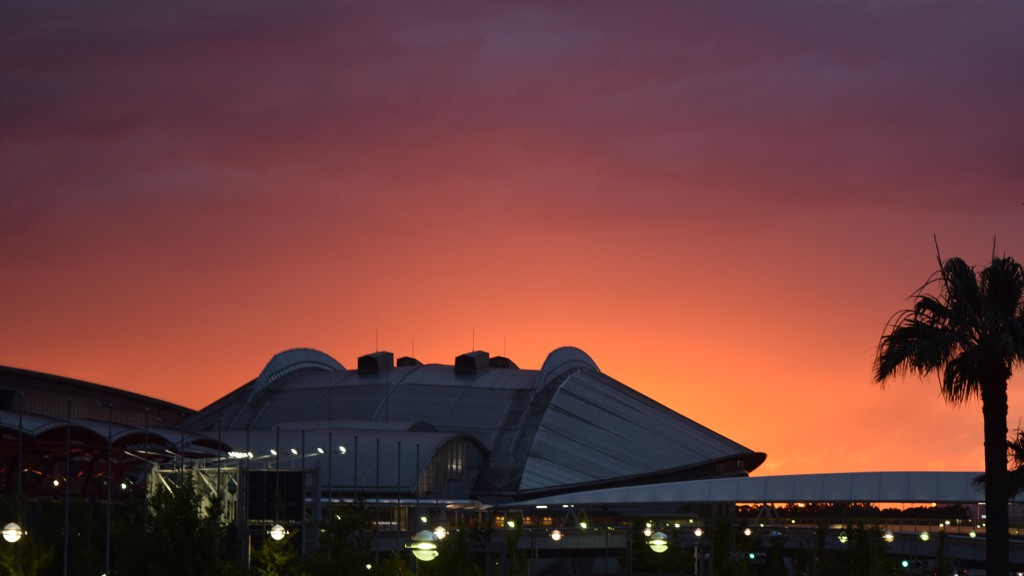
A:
[[2, 349, 1012, 572], [186, 346, 767, 507]]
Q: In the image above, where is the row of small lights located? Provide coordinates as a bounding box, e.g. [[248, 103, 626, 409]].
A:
[[644, 522, 982, 554], [10, 513, 986, 570], [227, 445, 348, 460]]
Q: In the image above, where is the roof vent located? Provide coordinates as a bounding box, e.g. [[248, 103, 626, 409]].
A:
[[488, 356, 518, 369], [455, 351, 489, 374], [357, 351, 394, 375], [396, 356, 423, 367]]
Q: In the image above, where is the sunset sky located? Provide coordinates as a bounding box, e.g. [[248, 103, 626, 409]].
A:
[[3, 1, 1024, 477]]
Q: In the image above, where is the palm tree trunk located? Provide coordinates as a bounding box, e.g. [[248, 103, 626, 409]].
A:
[[982, 379, 1009, 576]]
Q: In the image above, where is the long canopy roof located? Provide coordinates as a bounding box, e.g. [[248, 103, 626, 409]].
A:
[[512, 471, 1007, 506]]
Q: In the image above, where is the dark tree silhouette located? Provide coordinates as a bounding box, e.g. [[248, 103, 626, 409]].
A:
[[874, 250, 1024, 576]]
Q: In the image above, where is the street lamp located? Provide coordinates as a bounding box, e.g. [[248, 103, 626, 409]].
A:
[[2, 522, 23, 543], [407, 530, 439, 561], [269, 524, 287, 541], [647, 531, 669, 553]]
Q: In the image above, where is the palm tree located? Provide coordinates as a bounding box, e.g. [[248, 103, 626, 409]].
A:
[[874, 252, 1024, 576], [975, 427, 1024, 499]]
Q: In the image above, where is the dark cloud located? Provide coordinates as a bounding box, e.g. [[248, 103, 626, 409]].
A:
[[2, 0, 1022, 233]]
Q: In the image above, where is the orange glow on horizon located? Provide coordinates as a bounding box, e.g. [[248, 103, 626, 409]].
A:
[[2, 1, 1023, 478]]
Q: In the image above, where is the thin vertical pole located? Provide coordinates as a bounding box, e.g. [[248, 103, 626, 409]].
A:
[[301, 429, 306, 556], [17, 393, 22, 498], [63, 399, 70, 576], [216, 417, 223, 568], [396, 440, 401, 554], [179, 413, 185, 486], [106, 404, 112, 576], [327, 431, 333, 514], [243, 426, 251, 569], [275, 426, 280, 524], [143, 410, 149, 534], [16, 394, 23, 576], [415, 444, 420, 528], [375, 438, 380, 569], [216, 418, 222, 496]]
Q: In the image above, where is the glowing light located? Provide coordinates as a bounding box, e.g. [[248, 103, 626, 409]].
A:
[[316, 447, 324, 454], [2, 523, 23, 543], [743, 527, 752, 537], [694, 527, 704, 537], [339, 446, 347, 454], [882, 530, 894, 543], [838, 531, 848, 544], [269, 524, 287, 541], [434, 526, 448, 540], [408, 530, 439, 561], [550, 529, 563, 541], [648, 531, 669, 553], [919, 531, 930, 542]]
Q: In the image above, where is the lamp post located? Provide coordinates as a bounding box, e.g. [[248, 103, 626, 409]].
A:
[[2, 523, 23, 544], [3, 518, 24, 576], [63, 399, 70, 576], [406, 530, 439, 562], [106, 404, 113, 576], [647, 531, 669, 554], [15, 393, 23, 576], [269, 524, 287, 541]]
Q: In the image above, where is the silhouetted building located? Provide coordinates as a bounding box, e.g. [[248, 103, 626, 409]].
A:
[[186, 346, 765, 508]]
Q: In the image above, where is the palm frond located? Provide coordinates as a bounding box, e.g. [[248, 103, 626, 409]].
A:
[[942, 353, 984, 405], [982, 257, 1024, 318]]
